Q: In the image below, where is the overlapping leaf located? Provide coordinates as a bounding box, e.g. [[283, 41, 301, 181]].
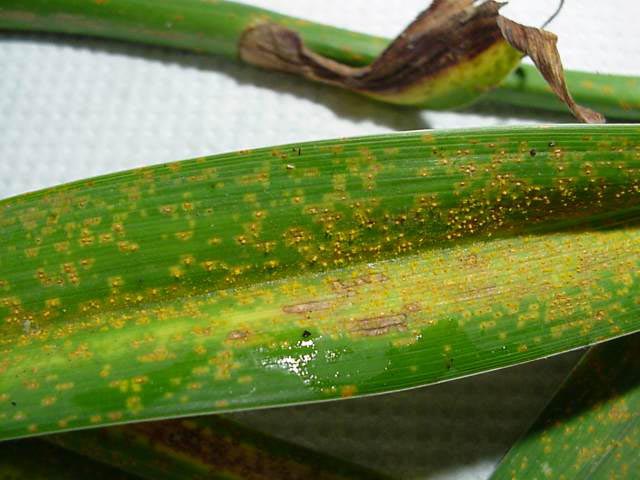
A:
[[491, 334, 640, 479]]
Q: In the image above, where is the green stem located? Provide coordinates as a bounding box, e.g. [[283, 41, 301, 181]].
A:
[[0, 0, 385, 63], [1, 0, 638, 120], [488, 65, 640, 121]]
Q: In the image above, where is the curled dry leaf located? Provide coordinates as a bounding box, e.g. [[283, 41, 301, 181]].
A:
[[239, 0, 604, 122], [497, 17, 605, 123]]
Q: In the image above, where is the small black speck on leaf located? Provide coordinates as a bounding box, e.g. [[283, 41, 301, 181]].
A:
[[445, 358, 454, 371], [302, 330, 312, 338], [529, 148, 537, 157], [11, 401, 16, 407]]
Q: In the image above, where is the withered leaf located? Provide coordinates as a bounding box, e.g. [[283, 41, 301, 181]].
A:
[[239, 0, 604, 123], [497, 17, 604, 123]]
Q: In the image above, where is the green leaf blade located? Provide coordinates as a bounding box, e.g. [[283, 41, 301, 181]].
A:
[[491, 334, 640, 480], [1, 125, 640, 441], [489, 65, 640, 121]]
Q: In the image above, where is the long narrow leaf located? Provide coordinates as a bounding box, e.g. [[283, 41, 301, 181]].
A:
[[47, 416, 391, 480], [0, 438, 141, 480], [488, 66, 640, 121], [490, 333, 640, 479], [1, 125, 640, 442], [0, 0, 638, 119]]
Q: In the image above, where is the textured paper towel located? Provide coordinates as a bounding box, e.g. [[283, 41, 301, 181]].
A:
[[1, 1, 638, 478]]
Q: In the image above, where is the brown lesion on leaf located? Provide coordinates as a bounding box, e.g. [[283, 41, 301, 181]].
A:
[[456, 284, 501, 303], [349, 313, 408, 337], [239, 0, 603, 123], [127, 419, 324, 480], [331, 272, 389, 295], [283, 300, 332, 315], [225, 330, 249, 342], [282, 272, 389, 319], [350, 302, 425, 337], [404, 302, 423, 313]]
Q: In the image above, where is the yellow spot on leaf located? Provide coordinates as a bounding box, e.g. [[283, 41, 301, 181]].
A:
[[341, 385, 358, 398], [41, 396, 56, 407]]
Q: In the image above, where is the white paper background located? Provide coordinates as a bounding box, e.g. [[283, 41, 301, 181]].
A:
[[1, 1, 638, 478]]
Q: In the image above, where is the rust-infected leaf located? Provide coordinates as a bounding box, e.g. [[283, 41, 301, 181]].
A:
[[491, 334, 640, 480], [4, 125, 639, 441], [239, 1, 604, 122], [497, 16, 605, 124]]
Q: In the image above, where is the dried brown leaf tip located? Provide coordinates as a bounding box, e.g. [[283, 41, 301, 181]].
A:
[[497, 16, 605, 123], [239, 0, 604, 122]]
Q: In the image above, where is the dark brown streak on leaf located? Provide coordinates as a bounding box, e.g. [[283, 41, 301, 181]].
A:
[[331, 273, 389, 296], [126, 421, 321, 479], [226, 330, 249, 342], [239, 0, 505, 93], [283, 300, 332, 315], [350, 314, 408, 337], [345, 0, 506, 93], [239, 0, 604, 123], [497, 16, 605, 123]]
